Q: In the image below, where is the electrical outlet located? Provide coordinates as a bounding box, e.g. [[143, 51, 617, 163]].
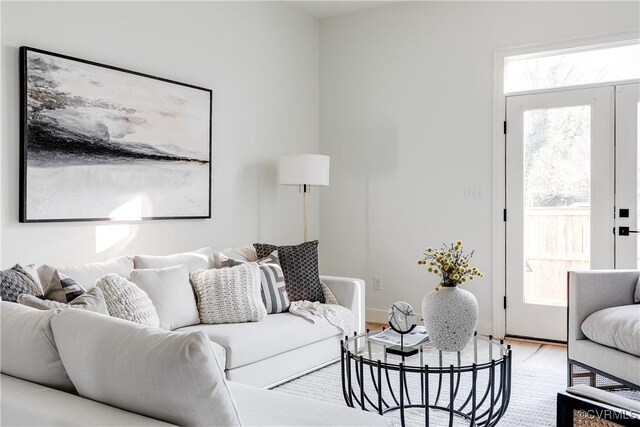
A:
[[464, 185, 483, 201], [373, 277, 382, 291]]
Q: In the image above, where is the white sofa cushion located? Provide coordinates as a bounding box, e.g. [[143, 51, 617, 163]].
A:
[[581, 304, 640, 356], [133, 247, 213, 272], [228, 382, 391, 426], [37, 256, 134, 291], [190, 263, 267, 324], [130, 265, 200, 330], [50, 309, 242, 427], [0, 302, 75, 393], [177, 312, 341, 369]]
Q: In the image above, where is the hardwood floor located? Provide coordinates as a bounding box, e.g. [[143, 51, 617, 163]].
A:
[[365, 321, 567, 376]]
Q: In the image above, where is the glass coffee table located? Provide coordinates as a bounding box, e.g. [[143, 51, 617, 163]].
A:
[[341, 331, 512, 427]]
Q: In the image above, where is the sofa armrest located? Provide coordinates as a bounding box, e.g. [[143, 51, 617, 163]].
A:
[[320, 275, 365, 334], [568, 270, 638, 352]]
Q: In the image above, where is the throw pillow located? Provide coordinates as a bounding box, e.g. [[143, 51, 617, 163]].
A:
[[130, 265, 200, 330], [0, 301, 75, 393], [581, 305, 640, 356], [18, 287, 109, 315], [44, 270, 86, 303], [190, 263, 267, 324], [219, 252, 290, 314], [213, 244, 258, 267], [0, 264, 43, 302], [254, 241, 324, 303], [96, 274, 160, 328], [37, 256, 134, 291], [321, 282, 340, 305], [49, 309, 242, 426], [634, 275, 640, 303], [133, 247, 214, 272]]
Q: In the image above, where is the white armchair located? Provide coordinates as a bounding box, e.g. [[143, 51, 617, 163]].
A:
[[567, 270, 640, 389]]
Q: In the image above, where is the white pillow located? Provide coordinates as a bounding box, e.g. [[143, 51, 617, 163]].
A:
[[130, 265, 200, 330], [133, 247, 213, 272], [190, 263, 267, 324], [50, 309, 242, 427], [37, 256, 134, 291], [0, 302, 75, 393], [581, 304, 640, 356], [96, 274, 160, 328]]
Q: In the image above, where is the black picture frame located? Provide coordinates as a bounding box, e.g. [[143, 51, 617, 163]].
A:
[[19, 46, 213, 223]]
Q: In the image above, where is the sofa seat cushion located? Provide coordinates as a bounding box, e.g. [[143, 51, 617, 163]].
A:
[[228, 381, 392, 426], [177, 313, 342, 369], [581, 304, 640, 356]]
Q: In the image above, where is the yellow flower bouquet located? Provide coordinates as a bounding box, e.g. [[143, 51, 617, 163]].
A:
[[417, 241, 483, 290]]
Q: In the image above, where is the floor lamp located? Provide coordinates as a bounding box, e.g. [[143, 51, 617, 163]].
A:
[[279, 154, 330, 242]]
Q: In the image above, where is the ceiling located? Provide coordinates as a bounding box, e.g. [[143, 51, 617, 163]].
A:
[[288, 1, 400, 18]]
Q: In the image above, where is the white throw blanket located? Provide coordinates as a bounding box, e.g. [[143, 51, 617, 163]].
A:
[[288, 301, 355, 337]]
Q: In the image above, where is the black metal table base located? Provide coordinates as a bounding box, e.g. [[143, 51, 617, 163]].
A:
[[341, 333, 512, 427]]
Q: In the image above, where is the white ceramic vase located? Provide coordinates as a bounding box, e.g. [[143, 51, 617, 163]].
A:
[[422, 286, 478, 352]]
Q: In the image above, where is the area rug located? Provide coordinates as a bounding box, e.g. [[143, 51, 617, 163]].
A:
[[274, 361, 566, 426]]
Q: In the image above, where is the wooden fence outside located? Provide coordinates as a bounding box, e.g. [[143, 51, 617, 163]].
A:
[[523, 206, 590, 306]]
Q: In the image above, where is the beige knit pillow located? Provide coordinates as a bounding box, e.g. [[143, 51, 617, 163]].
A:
[[96, 274, 159, 328], [190, 263, 266, 324]]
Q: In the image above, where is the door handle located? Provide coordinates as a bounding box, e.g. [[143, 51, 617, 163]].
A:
[[619, 227, 640, 236]]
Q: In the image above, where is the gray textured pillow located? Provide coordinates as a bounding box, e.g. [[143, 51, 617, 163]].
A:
[[190, 263, 267, 324], [19, 287, 109, 315], [96, 274, 159, 328], [0, 264, 43, 302], [581, 305, 640, 356], [634, 275, 640, 303], [0, 301, 75, 393], [130, 265, 200, 330], [254, 241, 324, 303]]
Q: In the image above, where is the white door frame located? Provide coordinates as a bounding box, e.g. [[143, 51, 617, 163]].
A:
[[491, 29, 640, 338]]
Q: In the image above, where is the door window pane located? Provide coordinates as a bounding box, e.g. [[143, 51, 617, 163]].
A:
[[506, 43, 640, 93], [523, 105, 591, 306]]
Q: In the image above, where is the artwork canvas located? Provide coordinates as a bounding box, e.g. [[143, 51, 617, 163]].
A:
[[20, 47, 212, 222]]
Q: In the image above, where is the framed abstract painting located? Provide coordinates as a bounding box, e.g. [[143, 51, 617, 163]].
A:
[[20, 46, 212, 222]]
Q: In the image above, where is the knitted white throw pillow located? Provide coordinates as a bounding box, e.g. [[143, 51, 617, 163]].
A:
[[96, 274, 159, 328], [190, 263, 267, 324]]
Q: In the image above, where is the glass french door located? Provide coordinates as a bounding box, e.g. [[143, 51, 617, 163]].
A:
[[505, 83, 639, 341]]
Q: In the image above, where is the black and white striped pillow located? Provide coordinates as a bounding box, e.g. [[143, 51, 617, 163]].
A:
[[218, 252, 290, 314], [257, 252, 289, 314]]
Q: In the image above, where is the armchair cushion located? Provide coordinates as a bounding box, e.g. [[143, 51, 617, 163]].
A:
[[581, 305, 640, 356]]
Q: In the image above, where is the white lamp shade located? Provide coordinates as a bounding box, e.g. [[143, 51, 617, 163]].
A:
[[279, 154, 330, 186]]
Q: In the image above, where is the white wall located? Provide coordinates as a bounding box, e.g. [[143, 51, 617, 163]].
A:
[[1, 1, 319, 267], [318, 1, 640, 333]]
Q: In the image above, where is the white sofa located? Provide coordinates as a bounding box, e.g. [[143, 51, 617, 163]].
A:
[[567, 270, 640, 389], [1, 303, 389, 427], [31, 248, 366, 388]]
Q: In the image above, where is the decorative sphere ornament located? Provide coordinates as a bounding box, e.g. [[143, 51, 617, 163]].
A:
[[387, 301, 417, 333]]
